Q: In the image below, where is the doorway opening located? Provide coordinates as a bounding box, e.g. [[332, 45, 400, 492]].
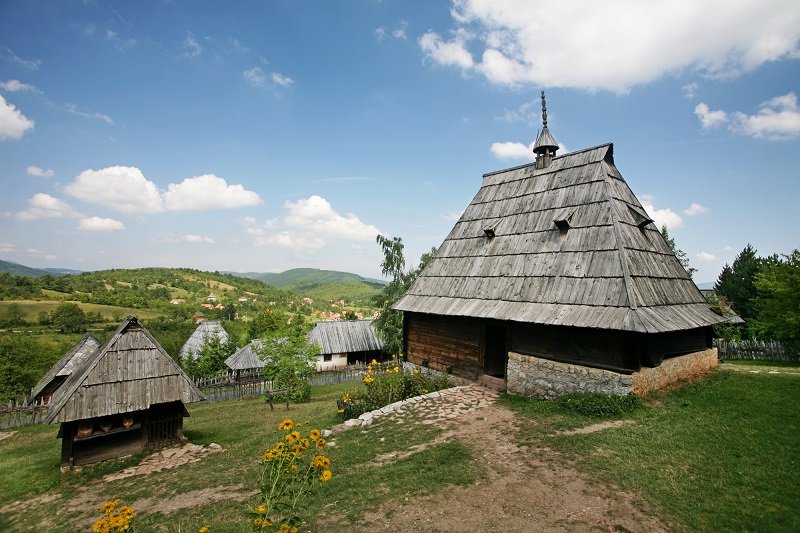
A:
[[483, 325, 508, 379]]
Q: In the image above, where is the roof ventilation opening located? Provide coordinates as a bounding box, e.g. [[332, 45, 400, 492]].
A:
[[627, 204, 654, 230], [554, 219, 571, 232], [533, 91, 559, 169], [483, 228, 496, 239]]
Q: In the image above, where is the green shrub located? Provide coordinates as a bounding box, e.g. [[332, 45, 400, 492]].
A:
[[555, 392, 641, 418]]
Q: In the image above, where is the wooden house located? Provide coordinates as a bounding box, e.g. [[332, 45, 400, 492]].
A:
[[394, 93, 725, 397], [28, 333, 100, 404], [225, 339, 267, 375], [308, 320, 384, 370], [179, 319, 229, 361], [45, 316, 204, 468]]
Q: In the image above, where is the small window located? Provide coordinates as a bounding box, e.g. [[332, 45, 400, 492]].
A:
[[483, 228, 496, 239], [323, 354, 332, 362]]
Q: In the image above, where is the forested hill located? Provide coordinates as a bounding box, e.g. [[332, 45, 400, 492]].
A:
[[0, 259, 53, 278], [0, 266, 292, 311], [234, 268, 386, 303]]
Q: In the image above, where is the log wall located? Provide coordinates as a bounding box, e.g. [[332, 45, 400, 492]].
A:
[[405, 313, 483, 377]]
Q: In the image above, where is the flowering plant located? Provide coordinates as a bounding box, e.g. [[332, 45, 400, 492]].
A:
[[92, 499, 136, 533], [250, 418, 333, 531]]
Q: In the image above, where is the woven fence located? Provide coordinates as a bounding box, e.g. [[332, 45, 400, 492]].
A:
[[714, 339, 799, 362]]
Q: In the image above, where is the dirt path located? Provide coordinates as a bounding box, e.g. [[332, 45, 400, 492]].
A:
[[343, 386, 668, 533]]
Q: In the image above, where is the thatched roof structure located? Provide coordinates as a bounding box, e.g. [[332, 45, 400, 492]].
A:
[[394, 143, 725, 334], [45, 316, 204, 424], [308, 320, 383, 355], [28, 333, 100, 403], [179, 320, 229, 360], [225, 339, 266, 371]]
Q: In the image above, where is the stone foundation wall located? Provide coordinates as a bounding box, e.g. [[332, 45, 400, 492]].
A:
[[507, 348, 719, 399], [507, 352, 632, 399], [631, 348, 718, 396]]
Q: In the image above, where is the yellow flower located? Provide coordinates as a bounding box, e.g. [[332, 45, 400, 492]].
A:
[[257, 504, 267, 514], [277, 525, 290, 533], [394, 366, 400, 373], [278, 419, 293, 431], [289, 463, 298, 472], [290, 528, 298, 533], [316, 438, 327, 449], [320, 469, 332, 482], [254, 518, 263, 526], [309, 429, 321, 441], [199, 527, 210, 533], [312, 455, 331, 469], [363, 376, 374, 384], [337, 408, 344, 414], [386, 368, 391, 373], [300, 438, 310, 449], [342, 393, 350, 403], [371, 359, 378, 365]]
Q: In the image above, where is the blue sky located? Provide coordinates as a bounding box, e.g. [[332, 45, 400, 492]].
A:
[[0, 0, 798, 284]]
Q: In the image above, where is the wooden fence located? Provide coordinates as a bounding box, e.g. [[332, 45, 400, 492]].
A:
[[0, 397, 50, 430], [715, 339, 799, 361]]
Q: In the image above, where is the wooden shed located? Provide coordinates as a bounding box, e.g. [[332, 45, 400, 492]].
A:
[[28, 333, 100, 405], [225, 339, 267, 374], [308, 320, 385, 371], [45, 316, 205, 467], [394, 94, 725, 397], [179, 319, 229, 361]]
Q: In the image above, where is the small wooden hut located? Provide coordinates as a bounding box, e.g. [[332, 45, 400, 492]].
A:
[[28, 333, 100, 404], [394, 93, 725, 397], [225, 339, 267, 375], [45, 316, 205, 468], [308, 320, 384, 370], [179, 319, 229, 361]]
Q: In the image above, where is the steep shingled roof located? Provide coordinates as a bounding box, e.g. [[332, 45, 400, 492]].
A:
[[45, 316, 204, 424], [178, 320, 229, 360], [394, 143, 725, 334], [28, 333, 100, 403], [308, 320, 383, 355], [225, 339, 267, 371]]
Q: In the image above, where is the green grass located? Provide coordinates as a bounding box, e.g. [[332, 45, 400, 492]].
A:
[[0, 300, 161, 322], [501, 367, 800, 532], [0, 383, 479, 531]]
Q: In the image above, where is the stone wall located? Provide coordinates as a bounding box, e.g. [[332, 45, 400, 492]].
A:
[[507, 348, 718, 399], [631, 348, 717, 396], [401, 361, 474, 387], [506, 352, 632, 399]]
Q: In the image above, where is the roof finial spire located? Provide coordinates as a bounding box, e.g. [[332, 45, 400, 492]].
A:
[[533, 90, 559, 169], [541, 90, 548, 127]]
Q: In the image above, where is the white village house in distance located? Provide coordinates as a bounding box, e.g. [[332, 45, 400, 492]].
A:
[[394, 93, 726, 398], [307, 320, 384, 371]]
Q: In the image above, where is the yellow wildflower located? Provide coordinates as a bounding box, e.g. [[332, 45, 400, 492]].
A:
[[320, 469, 332, 482], [289, 463, 298, 472], [300, 438, 310, 449], [394, 366, 400, 373], [257, 504, 267, 514], [277, 525, 290, 533], [254, 518, 263, 526], [312, 455, 331, 469], [278, 419, 293, 431], [316, 438, 327, 449], [199, 528, 210, 533], [309, 429, 321, 441], [337, 408, 344, 414], [363, 376, 374, 384], [371, 359, 378, 365]]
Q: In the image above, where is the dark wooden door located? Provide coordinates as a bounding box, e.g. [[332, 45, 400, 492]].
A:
[[483, 325, 507, 378]]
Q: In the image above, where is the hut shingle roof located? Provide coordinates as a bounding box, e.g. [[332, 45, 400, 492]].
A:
[[179, 320, 229, 360], [394, 143, 725, 334], [28, 333, 100, 403], [308, 320, 383, 355], [225, 339, 267, 371], [45, 316, 204, 424]]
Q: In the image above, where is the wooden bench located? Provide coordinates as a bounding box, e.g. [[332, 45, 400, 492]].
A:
[[264, 388, 291, 410]]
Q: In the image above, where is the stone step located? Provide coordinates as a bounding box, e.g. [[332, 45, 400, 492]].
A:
[[477, 374, 507, 391]]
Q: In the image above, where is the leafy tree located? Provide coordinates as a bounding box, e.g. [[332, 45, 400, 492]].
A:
[[715, 244, 762, 321], [194, 335, 238, 377], [50, 302, 87, 333], [37, 310, 51, 326], [1, 303, 27, 328], [260, 333, 318, 403], [0, 335, 48, 400], [660, 225, 696, 278], [751, 250, 800, 348], [248, 309, 290, 340], [373, 235, 436, 356]]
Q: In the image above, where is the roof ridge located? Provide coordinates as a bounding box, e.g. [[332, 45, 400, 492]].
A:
[[482, 142, 613, 178]]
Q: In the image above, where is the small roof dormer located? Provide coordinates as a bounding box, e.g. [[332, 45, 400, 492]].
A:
[[533, 91, 559, 169]]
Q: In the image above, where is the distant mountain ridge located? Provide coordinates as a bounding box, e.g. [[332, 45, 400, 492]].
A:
[[0, 259, 75, 277], [229, 268, 386, 303]]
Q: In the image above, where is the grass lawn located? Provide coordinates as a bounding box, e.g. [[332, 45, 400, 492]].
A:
[[0, 383, 479, 532], [0, 300, 162, 322], [501, 366, 800, 532]]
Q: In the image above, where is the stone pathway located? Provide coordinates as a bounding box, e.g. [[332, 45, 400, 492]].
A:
[[102, 441, 224, 481]]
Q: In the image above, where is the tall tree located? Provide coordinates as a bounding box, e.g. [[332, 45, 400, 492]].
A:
[[714, 244, 762, 321], [373, 235, 436, 356], [50, 302, 87, 333], [752, 250, 800, 348], [660, 225, 696, 278]]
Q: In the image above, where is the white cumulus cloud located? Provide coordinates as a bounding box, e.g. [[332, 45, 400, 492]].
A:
[[15, 193, 80, 221], [730, 92, 800, 140], [66, 166, 164, 213], [694, 103, 728, 129], [27, 165, 54, 178], [243, 66, 267, 87], [640, 195, 683, 230], [154, 233, 215, 244], [283, 195, 380, 241], [78, 216, 125, 232], [419, 0, 800, 92], [490, 141, 535, 161], [0, 94, 34, 140], [695, 251, 716, 262], [683, 203, 710, 216], [162, 174, 262, 211]]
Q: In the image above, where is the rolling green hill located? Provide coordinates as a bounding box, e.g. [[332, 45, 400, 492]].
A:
[[247, 268, 386, 303], [0, 259, 53, 278]]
